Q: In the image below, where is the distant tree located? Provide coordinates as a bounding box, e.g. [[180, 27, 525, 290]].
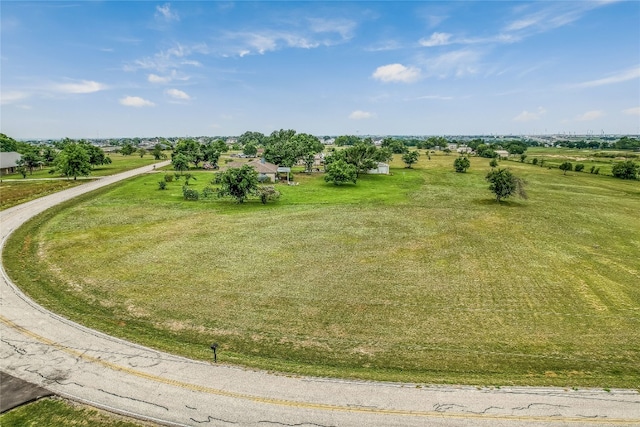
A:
[[16, 162, 27, 178], [574, 163, 585, 172], [489, 158, 499, 168], [237, 131, 266, 147], [120, 142, 136, 156], [172, 153, 190, 173], [18, 148, 43, 175], [80, 142, 111, 167], [324, 159, 357, 185], [0, 133, 19, 152], [453, 156, 471, 173], [559, 161, 572, 175], [402, 150, 420, 168], [611, 160, 639, 180], [531, 158, 538, 166], [137, 148, 146, 158], [215, 164, 259, 203], [519, 154, 527, 163], [152, 144, 166, 160], [174, 139, 203, 167], [50, 143, 91, 180], [382, 137, 408, 154], [334, 135, 361, 146], [243, 143, 258, 157], [486, 168, 527, 203]]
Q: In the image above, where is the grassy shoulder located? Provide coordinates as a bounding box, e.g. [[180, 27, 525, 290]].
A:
[[0, 398, 152, 427], [4, 153, 640, 388]]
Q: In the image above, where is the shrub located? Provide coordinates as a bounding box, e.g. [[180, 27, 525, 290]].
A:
[[454, 156, 471, 173], [532, 158, 538, 165], [559, 161, 572, 175], [158, 181, 167, 190], [164, 173, 175, 182], [574, 164, 585, 172], [182, 186, 199, 201], [611, 160, 639, 180], [202, 186, 215, 199], [257, 185, 281, 204]]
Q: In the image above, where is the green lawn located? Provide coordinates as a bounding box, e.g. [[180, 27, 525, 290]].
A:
[[4, 153, 640, 388], [0, 155, 161, 210], [0, 398, 150, 427]]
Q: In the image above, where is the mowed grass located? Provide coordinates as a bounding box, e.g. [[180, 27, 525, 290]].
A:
[[4, 153, 640, 388], [0, 398, 151, 427], [0, 155, 161, 210]]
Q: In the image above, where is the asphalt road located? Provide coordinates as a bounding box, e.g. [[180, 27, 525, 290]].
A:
[[1, 161, 639, 426]]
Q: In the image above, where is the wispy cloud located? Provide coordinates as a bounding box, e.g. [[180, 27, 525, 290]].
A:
[[411, 95, 454, 101], [120, 96, 155, 107], [503, 2, 609, 35], [571, 66, 640, 88], [575, 110, 605, 121], [165, 88, 190, 100], [125, 44, 206, 72], [349, 110, 374, 120], [419, 32, 452, 47], [513, 107, 547, 122], [419, 49, 482, 78], [0, 90, 30, 105], [52, 80, 107, 94], [155, 3, 179, 23], [372, 64, 421, 83], [622, 106, 640, 116]]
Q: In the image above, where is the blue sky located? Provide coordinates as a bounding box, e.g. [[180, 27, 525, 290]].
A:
[[1, 1, 639, 139]]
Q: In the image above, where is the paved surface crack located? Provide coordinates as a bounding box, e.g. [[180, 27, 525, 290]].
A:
[[97, 388, 169, 411]]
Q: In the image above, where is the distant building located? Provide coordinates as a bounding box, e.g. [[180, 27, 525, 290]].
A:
[[224, 158, 279, 182], [0, 152, 22, 175], [495, 150, 509, 159], [368, 162, 390, 175]]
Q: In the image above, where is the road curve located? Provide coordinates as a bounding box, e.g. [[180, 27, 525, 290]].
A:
[[1, 162, 639, 427]]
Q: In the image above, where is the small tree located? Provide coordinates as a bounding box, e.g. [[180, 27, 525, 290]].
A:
[[172, 153, 190, 173], [559, 161, 572, 175], [486, 168, 527, 203], [402, 150, 420, 168], [574, 163, 585, 172], [215, 165, 259, 203], [182, 186, 199, 200], [611, 160, 639, 180], [158, 181, 167, 190], [453, 156, 471, 173], [324, 159, 357, 185], [50, 143, 91, 180], [489, 158, 499, 168], [532, 158, 538, 166], [257, 185, 281, 204], [137, 148, 146, 158], [520, 154, 527, 163]]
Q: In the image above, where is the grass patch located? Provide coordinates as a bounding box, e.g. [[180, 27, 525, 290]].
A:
[[4, 153, 640, 388], [0, 398, 151, 427], [0, 180, 83, 211]]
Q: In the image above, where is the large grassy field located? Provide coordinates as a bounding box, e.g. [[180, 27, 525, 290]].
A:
[[4, 153, 639, 388]]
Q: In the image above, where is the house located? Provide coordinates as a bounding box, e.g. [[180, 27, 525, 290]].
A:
[[456, 145, 473, 154], [0, 152, 22, 175], [224, 158, 279, 182], [367, 162, 390, 175], [495, 150, 510, 159]]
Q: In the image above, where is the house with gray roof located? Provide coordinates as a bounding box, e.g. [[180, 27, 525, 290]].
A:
[[0, 152, 22, 175]]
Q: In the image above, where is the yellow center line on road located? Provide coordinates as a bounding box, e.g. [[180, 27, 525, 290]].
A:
[[1, 315, 637, 425]]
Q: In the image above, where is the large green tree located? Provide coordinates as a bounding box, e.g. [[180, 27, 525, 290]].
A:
[[324, 159, 357, 185], [17, 148, 43, 175], [50, 143, 91, 180], [611, 160, 639, 180], [215, 165, 259, 203], [173, 139, 203, 167], [326, 142, 390, 177], [264, 129, 323, 167], [485, 168, 527, 203], [237, 131, 266, 147]]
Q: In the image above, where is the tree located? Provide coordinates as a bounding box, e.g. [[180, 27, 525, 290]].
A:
[[215, 165, 259, 203], [324, 159, 357, 185], [237, 131, 266, 147], [453, 156, 470, 173], [18, 148, 42, 175], [50, 143, 91, 180], [172, 153, 190, 173], [574, 163, 585, 172], [611, 160, 639, 180], [0, 133, 19, 152], [402, 150, 420, 168], [243, 143, 258, 157], [334, 135, 361, 146], [81, 142, 111, 167], [559, 161, 572, 175], [263, 130, 323, 167], [120, 142, 136, 156], [485, 168, 527, 203], [489, 158, 499, 168], [152, 144, 167, 160], [174, 139, 203, 167], [382, 137, 408, 154], [257, 185, 280, 204], [137, 148, 147, 158], [519, 154, 527, 163]]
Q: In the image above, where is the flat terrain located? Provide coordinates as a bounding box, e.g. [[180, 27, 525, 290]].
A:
[[4, 153, 639, 388]]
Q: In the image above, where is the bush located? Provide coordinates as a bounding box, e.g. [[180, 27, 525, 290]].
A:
[[164, 173, 174, 182], [453, 156, 470, 173], [611, 160, 639, 180], [158, 181, 167, 190], [257, 185, 281, 204], [559, 161, 572, 175], [182, 186, 199, 201], [532, 158, 538, 165], [574, 164, 585, 172], [202, 186, 215, 199]]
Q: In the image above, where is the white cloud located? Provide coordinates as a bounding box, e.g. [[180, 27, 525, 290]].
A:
[[372, 64, 421, 83], [622, 106, 640, 116], [413, 95, 454, 101], [575, 110, 605, 121], [119, 96, 155, 107], [349, 110, 374, 120], [0, 90, 30, 105], [156, 3, 179, 22], [53, 80, 106, 94], [165, 88, 190, 100], [419, 32, 452, 47], [513, 107, 547, 122], [420, 49, 482, 78], [148, 74, 171, 84], [308, 18, 356, 40], [572, 67, 640, 88]]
